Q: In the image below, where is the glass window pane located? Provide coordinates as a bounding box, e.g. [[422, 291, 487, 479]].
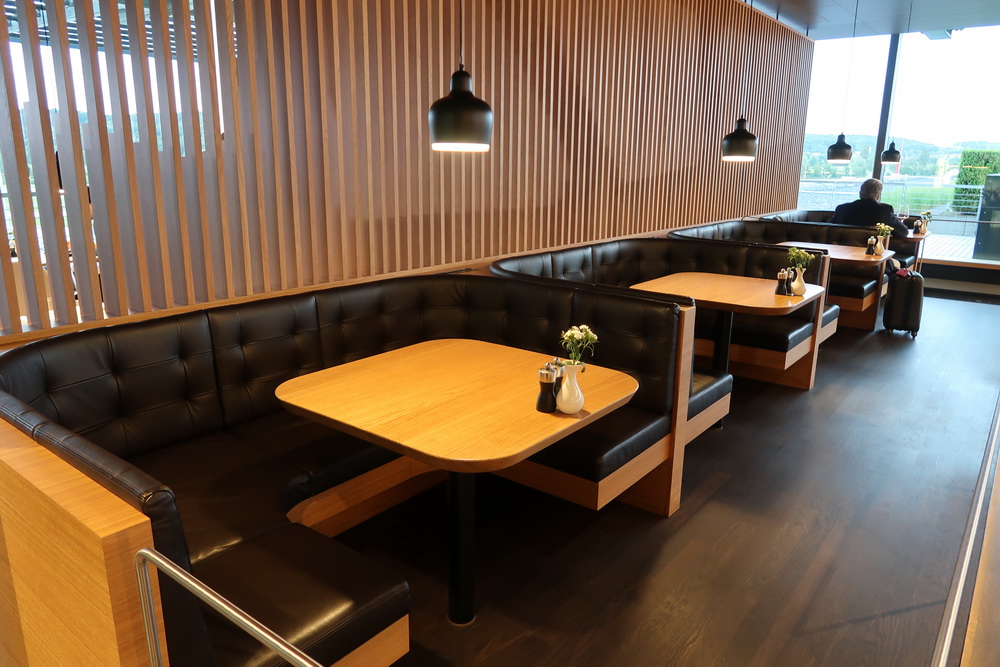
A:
[[882, 27, 1000, 263], [797, 36, 890, 210]]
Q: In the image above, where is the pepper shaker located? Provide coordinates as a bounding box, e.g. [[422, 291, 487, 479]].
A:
[[548, 359, 564, 393], [784, 267, 794, 295], [775, 268, 788, 295], [866, 236, 876, 255], [536, 368, 557, 413]]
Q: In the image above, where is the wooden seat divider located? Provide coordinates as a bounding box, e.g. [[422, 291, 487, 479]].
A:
[[494, 303, 719, 517]]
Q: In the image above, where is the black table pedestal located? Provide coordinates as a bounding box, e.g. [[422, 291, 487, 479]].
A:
[[448, 471, 476, 624]]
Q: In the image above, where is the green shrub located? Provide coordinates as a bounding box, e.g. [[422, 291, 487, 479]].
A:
[[953, 150, 1000, 212]]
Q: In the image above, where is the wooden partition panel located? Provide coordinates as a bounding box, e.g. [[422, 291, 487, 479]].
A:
[[0, 0, 811, 336], [0, 421, 163, 666]]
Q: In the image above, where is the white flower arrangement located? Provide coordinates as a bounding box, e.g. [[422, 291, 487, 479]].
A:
[[560, 325, 598, 365], [875, 222, 893, 238]]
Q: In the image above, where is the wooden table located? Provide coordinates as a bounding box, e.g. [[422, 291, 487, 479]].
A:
[[631, 272, 825, 374], [776, 240, 895, 264], [777, 241, 896, 331], [276, 338, 638, 624]]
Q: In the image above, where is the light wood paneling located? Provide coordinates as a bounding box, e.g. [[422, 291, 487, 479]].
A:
[[0, 420, 163, 666], [0, 0, 812, 335]]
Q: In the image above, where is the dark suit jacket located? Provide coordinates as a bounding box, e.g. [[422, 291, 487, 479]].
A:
[[829, 198, 908, 238]]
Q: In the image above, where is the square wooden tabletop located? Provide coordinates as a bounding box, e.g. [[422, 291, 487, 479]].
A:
[[276, 338, 638, 472]]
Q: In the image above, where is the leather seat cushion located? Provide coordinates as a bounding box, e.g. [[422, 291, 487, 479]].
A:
[[822, 304, 841, 326], [730, 314, 814, 352], [227, 412, 400, 505], [688, 370, 733, 420], [527, 406, 670, 482], [827, 275, 878, 299], [893, 253, 916, 268], [129, 433, 307, 563], [195, 523, 408, 667]]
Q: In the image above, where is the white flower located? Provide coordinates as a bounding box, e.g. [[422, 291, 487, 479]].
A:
[[560, 324, 599, 363]]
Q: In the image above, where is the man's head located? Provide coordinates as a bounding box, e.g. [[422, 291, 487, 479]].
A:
[[859, 178, 883, 201]]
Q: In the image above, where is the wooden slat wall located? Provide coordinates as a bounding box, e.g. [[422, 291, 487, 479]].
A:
[[0, 0, 812, 335]]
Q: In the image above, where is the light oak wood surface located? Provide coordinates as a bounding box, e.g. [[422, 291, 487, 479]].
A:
[[0, 419, 163, 666], [0, 0, 811, 335], [776, 240, 896, 264], [276, 339, 638, 472], [631, 272, 825, 315]]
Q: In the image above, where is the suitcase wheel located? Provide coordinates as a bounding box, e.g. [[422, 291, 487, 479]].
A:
[[885, 329, 894, 336], [910, 331, 917, 339]]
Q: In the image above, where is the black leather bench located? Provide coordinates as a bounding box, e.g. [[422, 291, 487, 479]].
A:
[[0, 273, 712, 662], [490, 236, 834, 390]]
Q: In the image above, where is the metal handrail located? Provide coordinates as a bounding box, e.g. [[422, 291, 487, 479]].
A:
[[134, 548, 322, 667], [930, 393, 1000, 666]]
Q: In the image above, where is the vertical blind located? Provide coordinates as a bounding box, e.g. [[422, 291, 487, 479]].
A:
[[0, 0, 812, 336]]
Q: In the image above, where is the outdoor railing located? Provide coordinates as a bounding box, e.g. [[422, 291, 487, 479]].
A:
[[797, 179, 985, 225]]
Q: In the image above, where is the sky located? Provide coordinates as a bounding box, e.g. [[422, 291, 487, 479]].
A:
[[804, 25, 1000, 147]]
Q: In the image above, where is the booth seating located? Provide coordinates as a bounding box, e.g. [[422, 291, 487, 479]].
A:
[[0, 273, 718, 664], [746, 210, 920, 268], [669, 215, 919, 330], [670, 214, 919, 268], [490, 237, 835, 390]]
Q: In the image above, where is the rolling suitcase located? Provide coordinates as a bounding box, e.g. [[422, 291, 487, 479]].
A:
[[883, 267, 923, 338]]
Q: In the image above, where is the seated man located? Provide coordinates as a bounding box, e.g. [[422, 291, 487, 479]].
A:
[[829, 178, 908, 238]]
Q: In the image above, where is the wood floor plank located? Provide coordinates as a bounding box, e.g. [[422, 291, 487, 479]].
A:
[[338, 294, 1000, 667]]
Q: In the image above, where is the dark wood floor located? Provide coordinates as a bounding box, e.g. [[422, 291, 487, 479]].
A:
[[339, 294, 1000, 667]]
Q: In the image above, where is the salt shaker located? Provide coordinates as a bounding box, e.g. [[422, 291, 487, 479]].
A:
[[866, 236, 876, 255], [536, 368, 557, 413]]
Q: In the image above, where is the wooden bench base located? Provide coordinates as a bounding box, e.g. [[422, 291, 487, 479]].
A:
[[695, 336, 818, 389], [288, 457, 446, 537], [493, 435, 673, 513], [334, 615, 409, 667], [828, 279, 887, 331]]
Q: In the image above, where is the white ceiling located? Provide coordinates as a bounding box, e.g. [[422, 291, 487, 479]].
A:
[[751, 0, 1000, 40]]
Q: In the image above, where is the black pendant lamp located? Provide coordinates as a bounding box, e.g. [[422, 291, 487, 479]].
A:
[[722, 118, 757, 162], [881, 140, 901, 164], [428, 0, 493, 152], [827, 133, 853, 164], [722, 0, 758, 162], [828, 0, 860, 164]]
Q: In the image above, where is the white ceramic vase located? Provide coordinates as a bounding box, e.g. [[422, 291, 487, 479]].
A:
[[556, 363, 585, 414], [875, 237, 885, 255], [790, 267, 807, 296]]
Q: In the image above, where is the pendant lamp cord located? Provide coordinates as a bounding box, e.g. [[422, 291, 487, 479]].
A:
[[458, 0, 465, 71], [840, 0, 860, 133], [741, 0, 753, 117]]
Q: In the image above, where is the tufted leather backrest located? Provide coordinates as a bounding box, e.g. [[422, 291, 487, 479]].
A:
[[592, 240, 644, 286], [664, 237, 750, 276], [757, 209, 835, 223], [744, 246, 825, 284], [490, 252, 556, 279], [315, 275, 573, 365], [550, 246, 595, 282], [0, 312, 222, 459], [208, 293, 322, 427], [570, 290, 678, 414]]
